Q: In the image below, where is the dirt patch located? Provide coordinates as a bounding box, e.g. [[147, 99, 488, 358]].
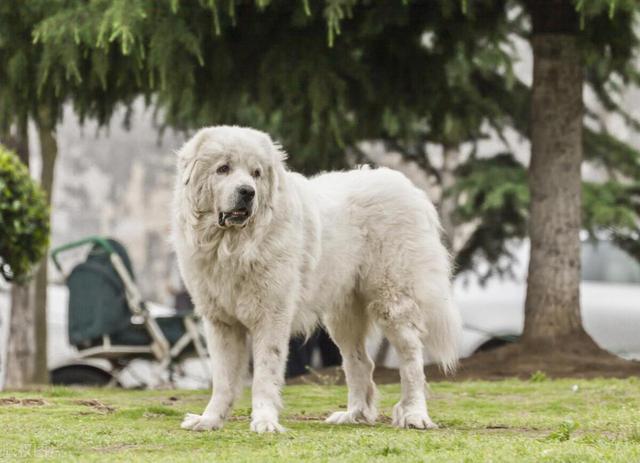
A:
[[436, 342, 640, 381], [289, 342, 640, 385], [288, 366, 398, 385], [0, 397, 47, 406], [162, 396, 180, 406], [228, 415, 250, 422], [0, 397, 21, 406], [287, 413, 327, 422], [460, 426, 548, 437], [75, 399, 116, 414]]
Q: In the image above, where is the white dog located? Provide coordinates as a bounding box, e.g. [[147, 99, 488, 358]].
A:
[[172, 126, 461, 433]]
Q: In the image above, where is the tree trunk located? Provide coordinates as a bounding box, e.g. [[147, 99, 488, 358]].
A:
[[522, 2, 598, 349], [6, 284, 37, 388], [32, 111, 58, 384], [5, 118, 40, 389]]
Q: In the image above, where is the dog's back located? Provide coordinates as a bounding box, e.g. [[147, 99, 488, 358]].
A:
[[301, 167, 461, 373]]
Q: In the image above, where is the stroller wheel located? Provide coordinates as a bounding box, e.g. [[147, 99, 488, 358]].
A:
[[50, 365, 119, 387]]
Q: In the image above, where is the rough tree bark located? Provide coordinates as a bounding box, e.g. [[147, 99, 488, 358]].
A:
[[522, 1, 599, 349]]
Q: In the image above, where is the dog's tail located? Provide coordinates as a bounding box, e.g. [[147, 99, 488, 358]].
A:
[[422, 291, 462, 375], [421, 201, 462, 375]]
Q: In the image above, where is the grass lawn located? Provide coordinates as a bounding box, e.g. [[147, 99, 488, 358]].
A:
[[1, 377, 639, 462]]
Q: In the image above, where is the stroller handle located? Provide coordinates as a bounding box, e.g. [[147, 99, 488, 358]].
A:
[[51, 236, 116, 274]]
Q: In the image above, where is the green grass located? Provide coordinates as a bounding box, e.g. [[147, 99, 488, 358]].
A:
[[1, 378, 639, 462]]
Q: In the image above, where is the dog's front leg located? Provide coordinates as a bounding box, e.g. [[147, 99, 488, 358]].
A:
[[249, 315, 291, 433], [181, 318, 248, 431]]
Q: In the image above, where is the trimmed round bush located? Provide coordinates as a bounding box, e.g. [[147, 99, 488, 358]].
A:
[[0, 144, 49, 282]]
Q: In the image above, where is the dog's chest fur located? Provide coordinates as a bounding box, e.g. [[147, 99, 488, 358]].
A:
[[188, 244, 288, 329], [180, 213, 319, 331]]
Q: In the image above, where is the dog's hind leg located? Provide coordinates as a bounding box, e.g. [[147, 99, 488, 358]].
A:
[[324, 305, 377, 425], [181, 318, 248, 431], [374, 297, 438, 430]]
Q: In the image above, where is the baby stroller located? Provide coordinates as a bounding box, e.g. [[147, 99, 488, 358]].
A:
[[51, 236, 208, 387]]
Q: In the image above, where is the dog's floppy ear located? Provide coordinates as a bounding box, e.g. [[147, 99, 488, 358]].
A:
[[256, 131, 288, 164], [176, 129, 208, 185], [258, 134, 287, 209], [181, 158, 199, 185]]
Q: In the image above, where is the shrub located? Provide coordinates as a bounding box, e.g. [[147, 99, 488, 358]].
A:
[[0, 144, 49, 283]]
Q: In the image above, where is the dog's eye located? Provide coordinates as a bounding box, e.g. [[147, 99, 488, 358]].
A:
[[252, 169, 261, 179], [216, 164, 230, 175]]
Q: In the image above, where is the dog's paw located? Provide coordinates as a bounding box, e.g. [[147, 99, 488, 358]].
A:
[[181, 413, 224, 431], [250, 419, 285, 433], [398, 413, 438, 430], [392, 403, 438, 430], [325, 409, 376, 425]]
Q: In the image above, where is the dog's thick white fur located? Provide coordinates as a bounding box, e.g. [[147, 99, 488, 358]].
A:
[[172, 126, 461, 433]]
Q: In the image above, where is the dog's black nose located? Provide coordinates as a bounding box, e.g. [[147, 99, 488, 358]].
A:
[[237, 185, 255, 201]]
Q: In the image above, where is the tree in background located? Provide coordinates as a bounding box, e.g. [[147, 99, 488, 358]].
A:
[[524, 0, 589, 350], [520, 0, 640, 356], [0, 145, 49, 387], [0, 2, 57, 385], [456, 0, 640, 351], [0, 1, 147, 386]]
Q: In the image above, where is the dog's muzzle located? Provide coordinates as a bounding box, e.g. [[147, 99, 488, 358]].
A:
[[219, 185, 255, 227], [218, 207, 251, 226]]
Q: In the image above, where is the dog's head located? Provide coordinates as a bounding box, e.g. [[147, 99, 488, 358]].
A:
[[176, 126, 285, 235]]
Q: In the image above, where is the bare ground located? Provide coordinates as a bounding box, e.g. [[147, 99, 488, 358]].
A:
[[289, 342, 640, 385]]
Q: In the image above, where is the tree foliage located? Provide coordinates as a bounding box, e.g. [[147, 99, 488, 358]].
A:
[[33, 1, 518, 173], [0, 145, 50, 283]]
